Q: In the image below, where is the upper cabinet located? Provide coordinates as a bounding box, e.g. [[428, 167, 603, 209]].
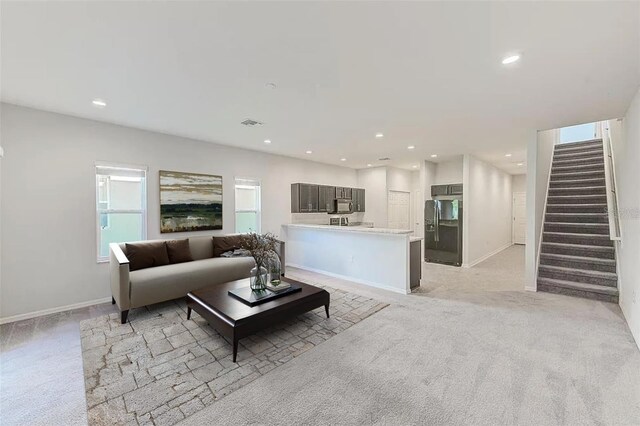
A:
[[291, 183, 320, 213], [430, 183, 463, 197], [292, 183, 365, 213], [318, 185, 336, 212], [352, 188, 366, 212], [335, 187, 352, 199]]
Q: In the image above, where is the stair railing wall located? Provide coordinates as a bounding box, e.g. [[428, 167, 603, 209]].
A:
[[534, 129, 560, 288], [600, 121, 622, 240]]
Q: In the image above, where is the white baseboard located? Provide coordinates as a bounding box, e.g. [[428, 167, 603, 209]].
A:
[[463, 242, 513, 268], [287, 263, 409, 295], [525, 286, 537, 292], [0, 297, 112, 325]]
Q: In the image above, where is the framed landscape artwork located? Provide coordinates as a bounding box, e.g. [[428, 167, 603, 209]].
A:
[[159, 170, 223, 233]]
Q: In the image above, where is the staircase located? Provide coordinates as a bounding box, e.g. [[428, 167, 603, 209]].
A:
[[537, 138, 618, 303]]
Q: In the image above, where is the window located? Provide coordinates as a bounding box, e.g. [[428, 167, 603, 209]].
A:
[[235, 178, 261, 233], [96, 164, 147, 262], [560, 122, 597, 144]]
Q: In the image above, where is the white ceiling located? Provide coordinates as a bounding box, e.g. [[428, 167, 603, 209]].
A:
[[2, 1, 639, 175]]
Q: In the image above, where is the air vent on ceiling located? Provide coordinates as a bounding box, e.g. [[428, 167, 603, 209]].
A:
[[241, 119, 263, 126], [378, 157, 391, 161]]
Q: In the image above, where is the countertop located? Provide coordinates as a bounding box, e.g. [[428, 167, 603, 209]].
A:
[[284, 223, 413, 235]]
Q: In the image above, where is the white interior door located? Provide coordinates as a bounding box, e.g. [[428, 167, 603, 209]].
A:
[[512, 192, 526, 244], [388, 190, 411, 230]]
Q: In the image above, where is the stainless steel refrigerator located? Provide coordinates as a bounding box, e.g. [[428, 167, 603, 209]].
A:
[[425, 200, 463, 266]]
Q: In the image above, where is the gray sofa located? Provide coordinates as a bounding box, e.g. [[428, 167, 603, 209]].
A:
[[109, 235, 284, 323]]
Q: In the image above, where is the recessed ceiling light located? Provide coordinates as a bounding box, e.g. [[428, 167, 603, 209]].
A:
[[306, 150, 313, 154], [367, 163, 372, 167], [375, 133, 384, 138], [502, 54, 520, 65], [407, 145, 415, 150], [430, 154, 438, 158], [505, 153, 512, 157], [517, 162, 524, 166], [412, 165, 418, 169], [265, 83, 277, 89], [264, 140, 272, 144], [340, 158, 347, 162], [92, 98, 106, 108]]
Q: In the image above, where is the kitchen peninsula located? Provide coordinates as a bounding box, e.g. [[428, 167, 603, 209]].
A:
[[282, 224, 421, 294]]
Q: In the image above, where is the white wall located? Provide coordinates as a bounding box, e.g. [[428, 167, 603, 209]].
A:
[[464, 155, 513, 267], [512, 174, 527, 193], [611, 89, 640, 350], [356, 167, 387, 227], [525, 129, 556, 290], [356, 166, 415, 229], [434, 157, 463, 185], [0, 104, 358, 320], [386, 167, 412, 192]]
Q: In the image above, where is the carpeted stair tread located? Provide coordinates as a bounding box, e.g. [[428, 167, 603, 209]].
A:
[[554, 146, 603, 155], [543, 231, 613, 247], [553, 156, 604, 166], [539, 264, 617, 279], [544, 222, 610, 234], [552, 163, 604, 172], [545, 213, 609, 223], [554, 138, 602, 148], [540, 252, 615, 265], [539, 261, 617, 286], [537, 277, 618, 296], [541, 241, 614, 253], [539, 253, 616, 273], [545, 204, 608, 214], [553, 150, 604, 160], [547, 195, 607, 204], [550, 170, 605, 179], [548, 194, 605, 198], [549, 178, 606, 188], [548, 186, 606, 196]]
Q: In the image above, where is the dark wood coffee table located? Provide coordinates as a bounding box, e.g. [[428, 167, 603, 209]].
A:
[[186, 276, 330, 362]]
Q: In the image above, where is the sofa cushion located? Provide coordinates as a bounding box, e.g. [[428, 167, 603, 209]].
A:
[[166, 239, 193, 264], [212, 235, 245, 258], [125, 241, 170, 271], [128, 257, 255, 308]]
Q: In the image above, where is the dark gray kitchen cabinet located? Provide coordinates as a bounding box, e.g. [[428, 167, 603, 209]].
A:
[[291, 183, 319, 213], [318, 185, 336, 212], [352, 188, 366, 212], [335, 187, 352, 199]]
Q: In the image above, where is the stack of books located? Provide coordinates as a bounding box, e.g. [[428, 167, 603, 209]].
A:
[[266, 281, 291, 292]]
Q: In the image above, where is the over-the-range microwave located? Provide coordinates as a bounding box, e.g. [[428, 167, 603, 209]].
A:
[[329, 198, 353, 214]]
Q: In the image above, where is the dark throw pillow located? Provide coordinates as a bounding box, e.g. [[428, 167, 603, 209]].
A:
[[166, 239, 193, 264], [125, 241, 170, 271], [212, 235, 244, 258]]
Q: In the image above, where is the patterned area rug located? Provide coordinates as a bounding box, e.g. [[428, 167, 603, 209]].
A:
[[80, 285, 387, 425]]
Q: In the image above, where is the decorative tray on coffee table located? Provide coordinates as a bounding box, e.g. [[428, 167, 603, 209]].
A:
[[228, 285, 302, 307]]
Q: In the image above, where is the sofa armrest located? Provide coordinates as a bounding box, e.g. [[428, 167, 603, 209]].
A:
[[109, 243, 131, 311]]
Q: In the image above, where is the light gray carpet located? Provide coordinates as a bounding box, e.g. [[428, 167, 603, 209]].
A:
[[181, 247, 640, 425], [80, 286, 387, 425]]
